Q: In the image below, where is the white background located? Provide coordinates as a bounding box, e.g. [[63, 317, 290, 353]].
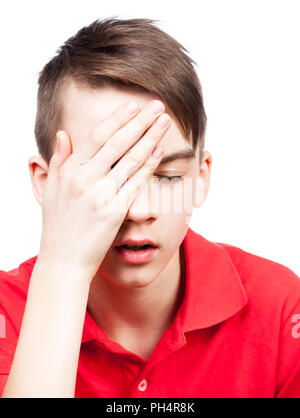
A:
[[0, 0, 299, 275]]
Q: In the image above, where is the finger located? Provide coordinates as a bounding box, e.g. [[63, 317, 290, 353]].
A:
[[48, 131, 72, 176], [80, 99, 166, 183], [72, 99, 140, 164], [106, 113, 171, 190], [106, 146, 164, 216]]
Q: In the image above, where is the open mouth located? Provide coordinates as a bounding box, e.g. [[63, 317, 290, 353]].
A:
[[115, 244, 157, 263], [118, 244, 154, 251]]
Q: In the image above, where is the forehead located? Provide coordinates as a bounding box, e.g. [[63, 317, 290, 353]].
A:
[[62, 80, 198, 158]]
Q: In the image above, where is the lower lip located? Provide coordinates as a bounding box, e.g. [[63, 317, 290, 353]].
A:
[[114, 246, 157, 264]]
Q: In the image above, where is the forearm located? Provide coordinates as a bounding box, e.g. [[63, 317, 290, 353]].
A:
[[2, 259, 91, 398]]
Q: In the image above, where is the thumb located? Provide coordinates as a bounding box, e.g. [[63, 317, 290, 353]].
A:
[[49, 130, 72, 172]]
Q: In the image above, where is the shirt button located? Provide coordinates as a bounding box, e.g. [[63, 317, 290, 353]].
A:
[[138, 378, 147, 392]]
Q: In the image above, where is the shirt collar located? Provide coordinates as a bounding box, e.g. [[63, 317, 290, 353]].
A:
[[179, 227, 248, 332], [24, 228, 247, 343], [81, 227, 248, 343]]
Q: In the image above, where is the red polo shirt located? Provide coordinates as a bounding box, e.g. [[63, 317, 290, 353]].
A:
[[0, 227, 300, 397]]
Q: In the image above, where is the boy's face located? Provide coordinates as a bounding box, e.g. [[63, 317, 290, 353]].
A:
[[31, 81, 212, 288]]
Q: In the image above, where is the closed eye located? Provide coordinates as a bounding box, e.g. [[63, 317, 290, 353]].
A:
[[154, 175, 183, 184]]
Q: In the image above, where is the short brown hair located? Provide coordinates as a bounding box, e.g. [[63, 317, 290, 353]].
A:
[[34, 16, 207, 165]]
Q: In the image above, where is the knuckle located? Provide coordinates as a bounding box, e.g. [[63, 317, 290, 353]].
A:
[[110, 111, 121, 131], [86, 195, 98, 212], [145, 129, 158, 145], [96, 200, 116, 220], [125, 153, 142, 170], [145, 156, 158, 171], [87, 179, 114, 212], [69, 174, 85, 196], [90, 129, 107, 146], [105, 174, 120, 195], [92, 111, 121, 145], [89, 194, 104, 213], [135, 113, 149, 131], [107, 139, 121, 156]]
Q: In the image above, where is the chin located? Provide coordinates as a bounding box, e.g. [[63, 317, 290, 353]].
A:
[[107, 275, 155, 289], [99, 266, 157, 289]]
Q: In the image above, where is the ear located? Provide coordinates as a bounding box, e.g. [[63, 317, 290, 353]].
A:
[[28, 155, 50, 206], [194, 151, 213, 208]]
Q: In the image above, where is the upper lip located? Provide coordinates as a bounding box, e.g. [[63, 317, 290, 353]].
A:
[[115, 238, 158, 247]]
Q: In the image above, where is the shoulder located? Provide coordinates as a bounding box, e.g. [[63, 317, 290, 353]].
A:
[[0, 256, 38, 374], [217, 242, 300, 397], [0, 255, 38, 302], [0, 256, 38, 336]]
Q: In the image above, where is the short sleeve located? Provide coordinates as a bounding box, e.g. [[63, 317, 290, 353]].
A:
[[0, 374, 9, 398], [0, 308, 14, 397], [0, 293, 17, 396], [0, 261, 34, 397], [0, 308, 15, 363]]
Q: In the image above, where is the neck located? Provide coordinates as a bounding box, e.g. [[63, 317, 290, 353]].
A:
[[87, 245, 186, 343]]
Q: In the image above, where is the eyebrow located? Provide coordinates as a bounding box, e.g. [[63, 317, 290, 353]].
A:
[[158, 148, 195, 165], [111, 148, 195, 170]]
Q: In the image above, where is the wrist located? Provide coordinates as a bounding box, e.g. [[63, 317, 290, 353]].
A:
[[33, 254, 93, 288]]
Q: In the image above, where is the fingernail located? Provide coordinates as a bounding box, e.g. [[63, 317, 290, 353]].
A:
[[150, 100, 165, 115], [125, 100, 139, 115]]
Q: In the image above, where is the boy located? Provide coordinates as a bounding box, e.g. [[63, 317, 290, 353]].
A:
[[1, 17, 300, 398]]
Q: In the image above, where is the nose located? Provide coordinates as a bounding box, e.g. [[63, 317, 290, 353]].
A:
[[124, 180, 158, 224]]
